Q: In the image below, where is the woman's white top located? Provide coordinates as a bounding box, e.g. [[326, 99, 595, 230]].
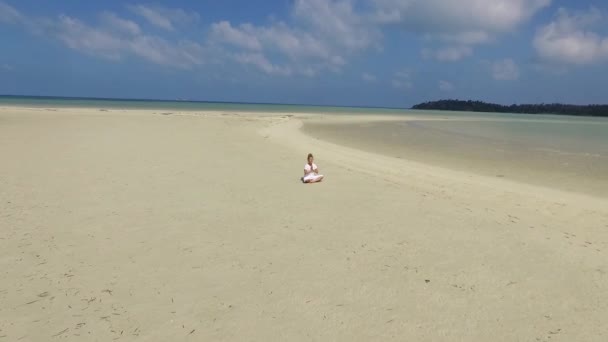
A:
[[304, 163, 318, 174]]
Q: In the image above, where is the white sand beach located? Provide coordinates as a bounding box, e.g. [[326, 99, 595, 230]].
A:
[[1, 106, 607, 341]]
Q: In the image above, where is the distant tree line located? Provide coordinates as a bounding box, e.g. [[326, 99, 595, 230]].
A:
[[411, 100, 608, 117]]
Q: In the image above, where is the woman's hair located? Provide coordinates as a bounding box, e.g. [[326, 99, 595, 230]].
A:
[[307, 153, 313, 160]]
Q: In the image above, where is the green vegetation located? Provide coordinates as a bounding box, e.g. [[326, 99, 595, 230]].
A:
[[412, 100, 608, 117]]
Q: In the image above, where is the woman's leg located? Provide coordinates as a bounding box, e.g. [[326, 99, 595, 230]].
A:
[[309, 175, 324, 183], [303, 174, 323, 183]]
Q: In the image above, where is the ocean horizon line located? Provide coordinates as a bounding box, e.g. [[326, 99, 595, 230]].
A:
[[0, 94, 407, 111]]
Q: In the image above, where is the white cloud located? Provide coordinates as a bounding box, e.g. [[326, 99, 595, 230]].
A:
[[362, 72, 377, 82], [423, 46, 473, 62], [211, 20, 341, 64], [52, 13, 206, 67], [129, 37, 204, 67], [439, 80, 454, 91], [533, 7, 608, 65], [0, 2, 207, 68], [99, 11, 141, 36], [128, 5, 173, 31], [373, 0, 551, 33], [128, 4, 199, 31], [210, 20, 338, 75], [210, 21, 263, 51], [55, 15, 125, 60], [293, 0, 381, 51], [0, 1, 21, 24], [491, 58, 520, 80], [209, 0, 379, 76], [0, 0, 567, 81], [235, 53, 292, 76], [374, 0, 551, 60]]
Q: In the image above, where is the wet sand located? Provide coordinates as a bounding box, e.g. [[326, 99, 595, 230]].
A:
[[1, 107, 607, 341]]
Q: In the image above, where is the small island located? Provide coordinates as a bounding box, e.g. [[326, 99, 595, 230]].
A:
[[412, 100, 608, 117]]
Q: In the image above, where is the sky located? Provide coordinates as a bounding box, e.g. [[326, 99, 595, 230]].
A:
[[0, 0, 607, 108]]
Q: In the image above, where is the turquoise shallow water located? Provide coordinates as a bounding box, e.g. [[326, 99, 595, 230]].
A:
[[0, 95, 407, 115], [405, 117, 608, 157], [303, 114, 608, 197]]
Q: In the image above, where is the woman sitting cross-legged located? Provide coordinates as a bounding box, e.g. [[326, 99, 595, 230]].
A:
[[302, 153, 324, 183]]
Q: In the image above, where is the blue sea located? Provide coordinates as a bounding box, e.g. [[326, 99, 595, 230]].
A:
[[0, 95, 408, 115]]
